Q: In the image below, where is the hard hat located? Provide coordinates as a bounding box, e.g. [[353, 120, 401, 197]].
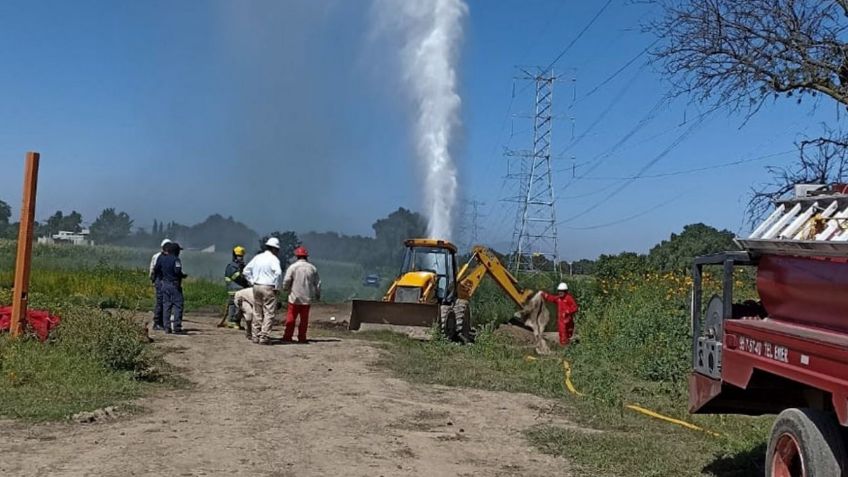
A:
[[294, 246, 309, 257], [233, 245, 246, 256], [265, 237, 281, 249], [557, 282, 568, 291], [160, 238, 172, 247]]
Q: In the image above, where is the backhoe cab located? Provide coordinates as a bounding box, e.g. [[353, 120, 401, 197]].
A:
[[349, 239, 533, 343], [385, 239, 458, 305]]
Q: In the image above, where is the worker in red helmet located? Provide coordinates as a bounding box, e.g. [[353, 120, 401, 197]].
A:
[[281, 246, 321, 343], [542, 282, 579, 346]]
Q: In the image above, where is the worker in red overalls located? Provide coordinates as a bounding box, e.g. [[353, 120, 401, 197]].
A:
[[542, 282, 579, 346]]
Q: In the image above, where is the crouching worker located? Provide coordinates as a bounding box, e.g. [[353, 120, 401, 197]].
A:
[[225, 245, 250, 329], [542, 282, 578, 346], [282, 246, 320, 343], [233, 288, 255, 340], [153, 242, 188, 334], [234, 287, 282, 340]]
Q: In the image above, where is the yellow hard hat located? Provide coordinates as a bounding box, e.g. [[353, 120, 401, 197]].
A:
[[233, 245, 246, 256]]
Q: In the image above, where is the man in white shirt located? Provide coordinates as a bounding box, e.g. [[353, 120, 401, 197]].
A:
[[243, 237, 282, 345], [282, 246, 321, 343], [149, 238, 171, 331]]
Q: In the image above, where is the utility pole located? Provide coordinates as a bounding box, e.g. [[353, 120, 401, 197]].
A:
[[10, 152, 40, 338], [507, 68, 561, 275]]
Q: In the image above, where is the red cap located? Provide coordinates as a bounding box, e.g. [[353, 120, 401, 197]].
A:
[[294, 246, 309, 257]]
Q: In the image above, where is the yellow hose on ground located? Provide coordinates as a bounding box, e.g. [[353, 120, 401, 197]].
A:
[[533, 356, 721, 437], [562, 360, 585, 397], [624, 404, 722, 437]]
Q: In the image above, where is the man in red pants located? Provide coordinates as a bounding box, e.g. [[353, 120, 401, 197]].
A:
[[282, 246, 321, 343], [542, 282, 579, 346]]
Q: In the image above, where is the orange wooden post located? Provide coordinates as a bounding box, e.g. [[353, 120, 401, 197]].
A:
[[10, 152, 40, 338]]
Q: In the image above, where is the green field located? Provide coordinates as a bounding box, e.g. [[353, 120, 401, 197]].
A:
[[0, 239, 381, 421], [0, 240, 382, 310]]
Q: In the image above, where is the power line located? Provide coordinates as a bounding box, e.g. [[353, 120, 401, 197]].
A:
[[570, 39, 659, 106], [561, 192, 685, 230], [543, 0, 616, 74], [576, 150, 796, 181], [559, 114, 708, 224], [558, 62, 649, 156], [559, 95, 670, 194]]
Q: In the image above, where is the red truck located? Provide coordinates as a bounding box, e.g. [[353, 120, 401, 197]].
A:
[[690, 185, 848, 476]]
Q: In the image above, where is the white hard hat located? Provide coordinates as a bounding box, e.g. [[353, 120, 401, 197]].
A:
[[557, 282, 568, 291], [265, 237, 281, 249], [160, 238, 172, 247]]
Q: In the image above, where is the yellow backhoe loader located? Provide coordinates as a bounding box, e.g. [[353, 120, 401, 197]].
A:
[[349, 239, 535, 342]]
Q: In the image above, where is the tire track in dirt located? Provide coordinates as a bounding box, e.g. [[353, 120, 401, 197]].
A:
[[0, 310, 573, 476]]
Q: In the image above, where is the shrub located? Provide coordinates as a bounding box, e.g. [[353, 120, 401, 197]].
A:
[[52, 308, 154, 375]]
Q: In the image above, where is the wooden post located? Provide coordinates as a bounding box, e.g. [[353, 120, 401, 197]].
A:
[[10, 152, 40, 338]]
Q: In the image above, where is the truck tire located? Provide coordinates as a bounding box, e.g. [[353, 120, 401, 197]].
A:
[[452, 299, 472, 343], [765, 408, 848, 477]]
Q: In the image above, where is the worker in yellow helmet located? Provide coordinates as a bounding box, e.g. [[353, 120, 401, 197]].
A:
[[224, 245, 250, 329]]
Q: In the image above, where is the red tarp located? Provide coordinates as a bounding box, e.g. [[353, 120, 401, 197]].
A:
[[0, 306, 61, 341]]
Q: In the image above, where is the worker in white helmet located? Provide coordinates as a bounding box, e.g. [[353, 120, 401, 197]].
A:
[[149, 238, 172, 331], [243, 237, 283, 345], [542, 282, 579, 346]]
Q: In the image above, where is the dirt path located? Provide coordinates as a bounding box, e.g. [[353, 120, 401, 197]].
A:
[[0, 307, 573, 476]]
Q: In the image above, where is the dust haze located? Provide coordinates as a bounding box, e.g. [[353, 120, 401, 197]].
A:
[[0, 1, 438, 238]]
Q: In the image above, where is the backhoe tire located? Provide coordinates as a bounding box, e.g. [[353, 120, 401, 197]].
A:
[[439, 305, 457, 341], [765, 408, 847, 477], [452, 299, 472, 343]]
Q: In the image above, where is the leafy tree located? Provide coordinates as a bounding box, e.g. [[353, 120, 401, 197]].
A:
[[372, 207, 427, 267], [300, 231, 376, 266], [260, 231, 300, 265], [90, 208, 133, 244], [185, 214, 259, 252], [595, 252, 648, 280], [647, 223, 737, 272], [2, 222, 20, 240], [570, 259, 597, 276], [0, 199, 10, 236], [39, 210, 83, 236]]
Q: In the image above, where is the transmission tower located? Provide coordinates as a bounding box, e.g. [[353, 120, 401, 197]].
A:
[[507, 68, 561, 275], [465, 199, 485, 252]]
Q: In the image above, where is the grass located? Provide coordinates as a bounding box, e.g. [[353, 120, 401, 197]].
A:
[[321, 267, 771, 477], [0, 239, 380, 309], [337, 328, 770, 477], [0, 307, 172, 421], [0, 239, 383, 421]]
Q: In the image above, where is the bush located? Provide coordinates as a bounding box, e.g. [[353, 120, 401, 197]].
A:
[[0, 306, 161, 420], [52, 308, 154, 374]]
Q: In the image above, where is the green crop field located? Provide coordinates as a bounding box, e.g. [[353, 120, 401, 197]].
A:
[[0, 239, 381, 421]]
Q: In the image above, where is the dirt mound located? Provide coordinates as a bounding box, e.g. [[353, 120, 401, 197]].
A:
[[493, 323, 539, 346]]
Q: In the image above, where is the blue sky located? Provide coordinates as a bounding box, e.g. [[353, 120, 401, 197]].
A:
[[0, 1, 841, 259]]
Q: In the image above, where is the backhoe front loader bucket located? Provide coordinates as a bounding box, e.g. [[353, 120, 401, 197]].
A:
[[349, 300, 439, 331]]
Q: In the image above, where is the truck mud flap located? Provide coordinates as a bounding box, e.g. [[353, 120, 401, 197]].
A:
[[349, 300, 439, 330]]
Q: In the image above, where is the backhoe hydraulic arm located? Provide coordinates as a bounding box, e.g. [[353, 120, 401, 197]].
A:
[[456, 246, 534, 306]]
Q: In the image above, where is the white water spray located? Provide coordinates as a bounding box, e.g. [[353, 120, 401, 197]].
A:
[[375, 0, 467, 240]]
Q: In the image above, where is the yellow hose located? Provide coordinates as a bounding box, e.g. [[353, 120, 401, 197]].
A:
[[562, 360, 585, 397], [552, 358, 721, 437]]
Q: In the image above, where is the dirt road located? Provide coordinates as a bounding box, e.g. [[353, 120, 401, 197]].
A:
[[0, 307, 572, 476]]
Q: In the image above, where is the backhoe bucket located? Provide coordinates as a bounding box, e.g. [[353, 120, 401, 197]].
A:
[[349, 300, 439, 331]]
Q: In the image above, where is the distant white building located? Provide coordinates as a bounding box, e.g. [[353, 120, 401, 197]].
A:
[[38, 229, 94, 246]]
